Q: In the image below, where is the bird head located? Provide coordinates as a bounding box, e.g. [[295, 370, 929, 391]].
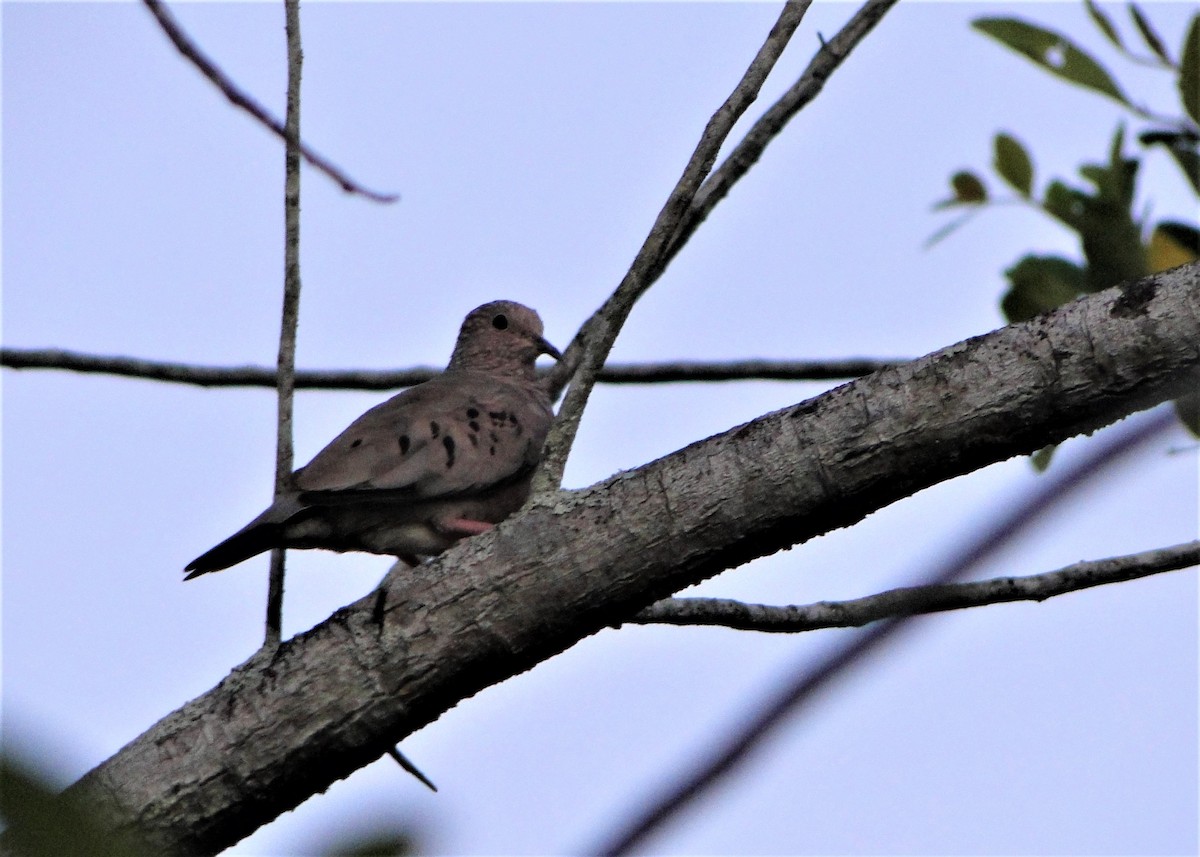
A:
[[448, 300, 561, 377]]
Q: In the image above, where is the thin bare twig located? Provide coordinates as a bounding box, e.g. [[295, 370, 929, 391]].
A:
[[633, 540, 1200, 632], [543, 0, 898, 405], [265, 0, 304, 649], [538, 1, 814, 489], [595, 408, 1178, 856], [666, 0, 898, 267], [141, 0, 397, 203], [0, 348, 902, 389]]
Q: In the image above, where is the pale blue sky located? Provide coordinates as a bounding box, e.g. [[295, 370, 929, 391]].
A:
[[3, 2, 1197, 855]]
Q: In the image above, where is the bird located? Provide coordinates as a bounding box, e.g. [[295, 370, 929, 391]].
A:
[[184, 300, 560, 579]]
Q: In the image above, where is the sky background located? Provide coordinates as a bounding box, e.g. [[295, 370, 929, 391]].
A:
[[2, 2, 1198, 855]]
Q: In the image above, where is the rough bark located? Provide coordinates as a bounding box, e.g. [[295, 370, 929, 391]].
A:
[[65, 263, 1200, 855]]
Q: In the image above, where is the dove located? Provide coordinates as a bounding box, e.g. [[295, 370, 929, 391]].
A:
[[184, 300, 560, 578]]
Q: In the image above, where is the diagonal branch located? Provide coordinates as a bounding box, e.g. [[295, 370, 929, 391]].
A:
[[538, 1, 814, 488], [0, 349, 903, 389], [141, 0, 397, 203], [541, 0, 900, 407], [632, 540, 1200, 633], [665, 0, 898, 269]]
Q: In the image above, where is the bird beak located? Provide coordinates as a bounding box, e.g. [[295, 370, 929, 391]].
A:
[[538, 337, 562, 361]]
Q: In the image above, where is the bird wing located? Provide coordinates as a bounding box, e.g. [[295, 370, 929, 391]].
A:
[[293, 372, 552, 501]]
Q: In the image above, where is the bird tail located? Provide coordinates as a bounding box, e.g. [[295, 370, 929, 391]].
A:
[[184, 499, 302, 579]]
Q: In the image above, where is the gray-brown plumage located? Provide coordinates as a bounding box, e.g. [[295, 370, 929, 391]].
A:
[[185, 300, 559, 579]]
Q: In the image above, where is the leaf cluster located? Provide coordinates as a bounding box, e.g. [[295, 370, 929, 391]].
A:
[[932, 2, 1200, 456]]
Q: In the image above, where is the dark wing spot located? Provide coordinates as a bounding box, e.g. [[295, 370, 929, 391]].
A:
[[399, 435, 411, 454], [489, 446, 496, 455], [508, 413, 520, 425], [350, 438, 363, 448], [468, 420, 480, 432], [443, 435, 456, 468], [430, 421, 440, 438], [489, 411, 507, 423], [468, 432, 479, 447], [489, 431, 499, 444], [467, 407, 480, 419]]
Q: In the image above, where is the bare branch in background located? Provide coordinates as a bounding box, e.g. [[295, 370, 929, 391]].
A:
[[594, 409, 1179, 856], [0, 348, 902, 389], [264, 0, 304, 648], [141, 0, 397, 203], [10, 0, 900, 413], [634, 540, 1200, 632], [588, 358, 901, 383], [538, 1, 814, 488]]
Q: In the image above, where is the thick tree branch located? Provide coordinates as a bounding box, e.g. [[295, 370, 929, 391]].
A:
[[0, 351, 901, 389], [141, 0, 397, 203], [61, 265, 1200, 855], [633, 540, 1200, 632], [539, 1, 813, 487]]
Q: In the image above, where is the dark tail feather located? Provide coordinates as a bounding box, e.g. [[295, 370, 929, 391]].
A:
[[184, 524, 279, 579], [184, 499, 303, 579]]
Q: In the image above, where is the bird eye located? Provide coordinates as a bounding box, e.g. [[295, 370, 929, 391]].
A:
[[492, 313, 509, 330]]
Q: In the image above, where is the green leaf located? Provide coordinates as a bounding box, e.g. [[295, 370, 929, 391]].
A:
[[1129, 3, 1172, 64], [993, 132, 1035, 196], [1042, 180, 1085, 227], [950, 170, 988, 203], [0, 754, 152, 857], [1030, 444, 1057, 471], [1109, 123, 1127, 164], [924, 209, 980, 248], [323, 831, 417, 857], [1079, 164, 1108, 186], [932, 171, 987, 214], [1138, 129, 1198, 147], [1076, 127, 1146, 290], [1000, 255, 1087, 322], [1156, 221, 1200, 255], [1085, 0, 1125, 51], [1166, 147, 1200, 195], [1139, 128, 1200, 194], [1174, 392, 1200, 437], [973, 17, 1130, 105], [1044, 128, 1146, 292], [1148, 221, 1200, 271], [1180, 13, 1200, 124]]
